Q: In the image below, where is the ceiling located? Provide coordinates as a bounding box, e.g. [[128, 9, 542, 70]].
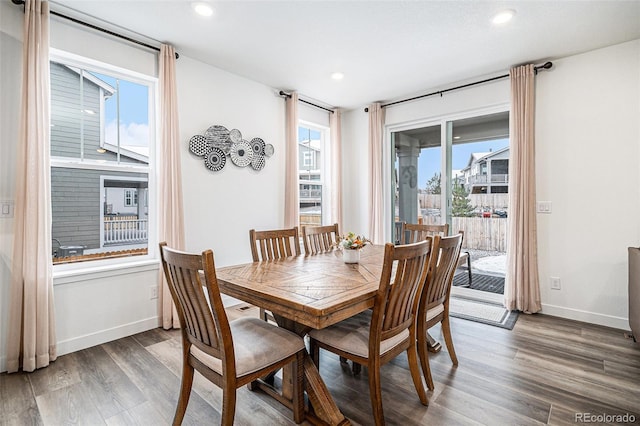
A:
[[50, 0, 640, 111]]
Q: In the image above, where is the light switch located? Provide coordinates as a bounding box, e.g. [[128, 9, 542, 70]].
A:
[[0, 201, 14, 218], [537, 201, 552, 214]]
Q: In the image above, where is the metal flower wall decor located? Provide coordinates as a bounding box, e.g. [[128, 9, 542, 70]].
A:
[[188, 125, 274, 172]]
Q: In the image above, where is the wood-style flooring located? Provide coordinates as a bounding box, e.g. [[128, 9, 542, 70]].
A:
[[1, 305, 639, 425]]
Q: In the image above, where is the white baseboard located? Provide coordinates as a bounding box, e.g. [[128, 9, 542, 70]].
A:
[[56, 316, 160, 357], [541, 303, 630, 330]]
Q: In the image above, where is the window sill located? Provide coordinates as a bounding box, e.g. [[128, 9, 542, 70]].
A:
[[53, 258, 159, 286]]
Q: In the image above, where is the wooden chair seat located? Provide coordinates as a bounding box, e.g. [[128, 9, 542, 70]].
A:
[[190, 317, 305, 377], [309, 310, 409, 359]]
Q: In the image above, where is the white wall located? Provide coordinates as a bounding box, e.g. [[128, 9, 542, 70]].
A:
[[177, 56, 285, 267], [341, 40, 640, 329], [535, 40, 640, 329], [0, 3, 286, 372]]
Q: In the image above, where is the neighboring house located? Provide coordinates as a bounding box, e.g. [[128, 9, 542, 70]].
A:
[[298, 140, 322, 208], [459, 147, 509, 194], [50, 62, 148, 253]]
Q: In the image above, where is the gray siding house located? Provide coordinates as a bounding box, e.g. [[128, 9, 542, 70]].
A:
[[50, 62, 148, 255]]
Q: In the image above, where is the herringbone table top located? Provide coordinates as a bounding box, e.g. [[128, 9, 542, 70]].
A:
[[216, 245, 385, 330]]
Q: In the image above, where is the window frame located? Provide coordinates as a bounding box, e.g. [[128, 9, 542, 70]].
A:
[[50, 49, 158, 275], [298, 120, 331, 226]]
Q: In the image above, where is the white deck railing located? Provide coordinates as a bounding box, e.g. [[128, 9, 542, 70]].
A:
[[104, 218, 148, 245]]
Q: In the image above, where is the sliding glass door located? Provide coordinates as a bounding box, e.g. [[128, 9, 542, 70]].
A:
[[392, 110, 509, 260]]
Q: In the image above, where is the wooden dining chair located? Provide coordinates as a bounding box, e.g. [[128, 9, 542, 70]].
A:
[[302, 223, 339, 255], [249, 227, 301, 321], [400, 222, 472, 286], [309, 240, 432, 425], [416, 233, 464, 391], [249, 227, 301, 261], [159, 242, 306, 426]]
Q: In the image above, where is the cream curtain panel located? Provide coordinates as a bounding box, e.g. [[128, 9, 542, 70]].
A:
[[368, 103, 385, 244], [505, 64, 542, 313], [329, 108, 343, 229], [7, 0, 57, 373], [158, 44, 185, 329], [284, 92, 299, 229]]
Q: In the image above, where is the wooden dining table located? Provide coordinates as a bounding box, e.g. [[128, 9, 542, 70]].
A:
[[215, 245, 387, 425]]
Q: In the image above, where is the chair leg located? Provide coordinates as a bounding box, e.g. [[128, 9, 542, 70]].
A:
[[292, 352, 305, 424], [221, 382, 237, 426], [466, 252, 472, 285], [417, 330, 435, 391], [309, 338, 320, 367], [173, 363, 194, 426], [441, 316, 458, 366], [367, 361, 385, 426], [407, 345, 429, 405]]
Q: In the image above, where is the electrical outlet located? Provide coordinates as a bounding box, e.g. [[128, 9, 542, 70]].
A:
[[149, 285, 158, 299], [550, 277, 561, 290]]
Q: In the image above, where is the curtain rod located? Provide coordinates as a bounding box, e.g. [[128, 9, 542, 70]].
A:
[[279, 91, 335, 114], [364, 61, 552, 112], [11, 0, 179, 59]]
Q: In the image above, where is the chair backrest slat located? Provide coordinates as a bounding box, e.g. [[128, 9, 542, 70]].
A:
[[371, 240, 431, 343], [250, 227, 301, 261], [159, 243, 232, 363], [402, 223, 449, 245], [302, 223, 339, 255], [422, 233, 464, 311]]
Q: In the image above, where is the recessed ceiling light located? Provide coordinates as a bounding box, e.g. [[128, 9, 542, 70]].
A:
[[331, 72, 344, 80], [83, 109, 96, 115], [192, 2, 214, 17], [492, 9, 515, 25], [453, 136, 461, 140]]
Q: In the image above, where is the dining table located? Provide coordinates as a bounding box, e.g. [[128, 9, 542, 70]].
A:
[[215, 244, 387, 425]]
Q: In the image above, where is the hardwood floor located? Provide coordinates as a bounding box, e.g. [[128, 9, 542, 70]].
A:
[[1, 306, 639, 425]]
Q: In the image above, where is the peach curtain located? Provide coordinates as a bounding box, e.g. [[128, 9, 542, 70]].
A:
[[158, 44, 185, 329], [505, 64, 542, 313], [7, 0, 57, 373], [284, 92, 299, 229], [329, 108, 343, 229], [368, 103, 385, 244]]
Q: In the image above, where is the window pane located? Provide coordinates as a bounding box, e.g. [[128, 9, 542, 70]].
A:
[[298, 125, 323, 227], [52, 167, 149, 263], [50, 56, 153, 264], [50, 62, 84, 158]]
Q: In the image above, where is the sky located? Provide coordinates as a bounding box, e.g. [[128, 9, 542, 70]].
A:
[[417, 138, 508, 188], [92, 72, 150, 152]]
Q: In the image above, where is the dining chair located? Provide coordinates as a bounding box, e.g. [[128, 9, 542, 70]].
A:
[[308, 240, 432, 425], [399, 222, 472, 286], [416, 233, 464, 391], [159, 242, 306, 426], [249, 227, 302, 322], [302, 223, 339, 255]]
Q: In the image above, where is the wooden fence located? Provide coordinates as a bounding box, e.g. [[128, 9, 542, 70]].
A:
[[414, 215, 506, 251], [452, 217, 506, 251]]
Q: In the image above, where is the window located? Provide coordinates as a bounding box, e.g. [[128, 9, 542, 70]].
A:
[[124, 189, 138, 207], [298, 123, 329, 228], [50, 52, 155, 265]]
